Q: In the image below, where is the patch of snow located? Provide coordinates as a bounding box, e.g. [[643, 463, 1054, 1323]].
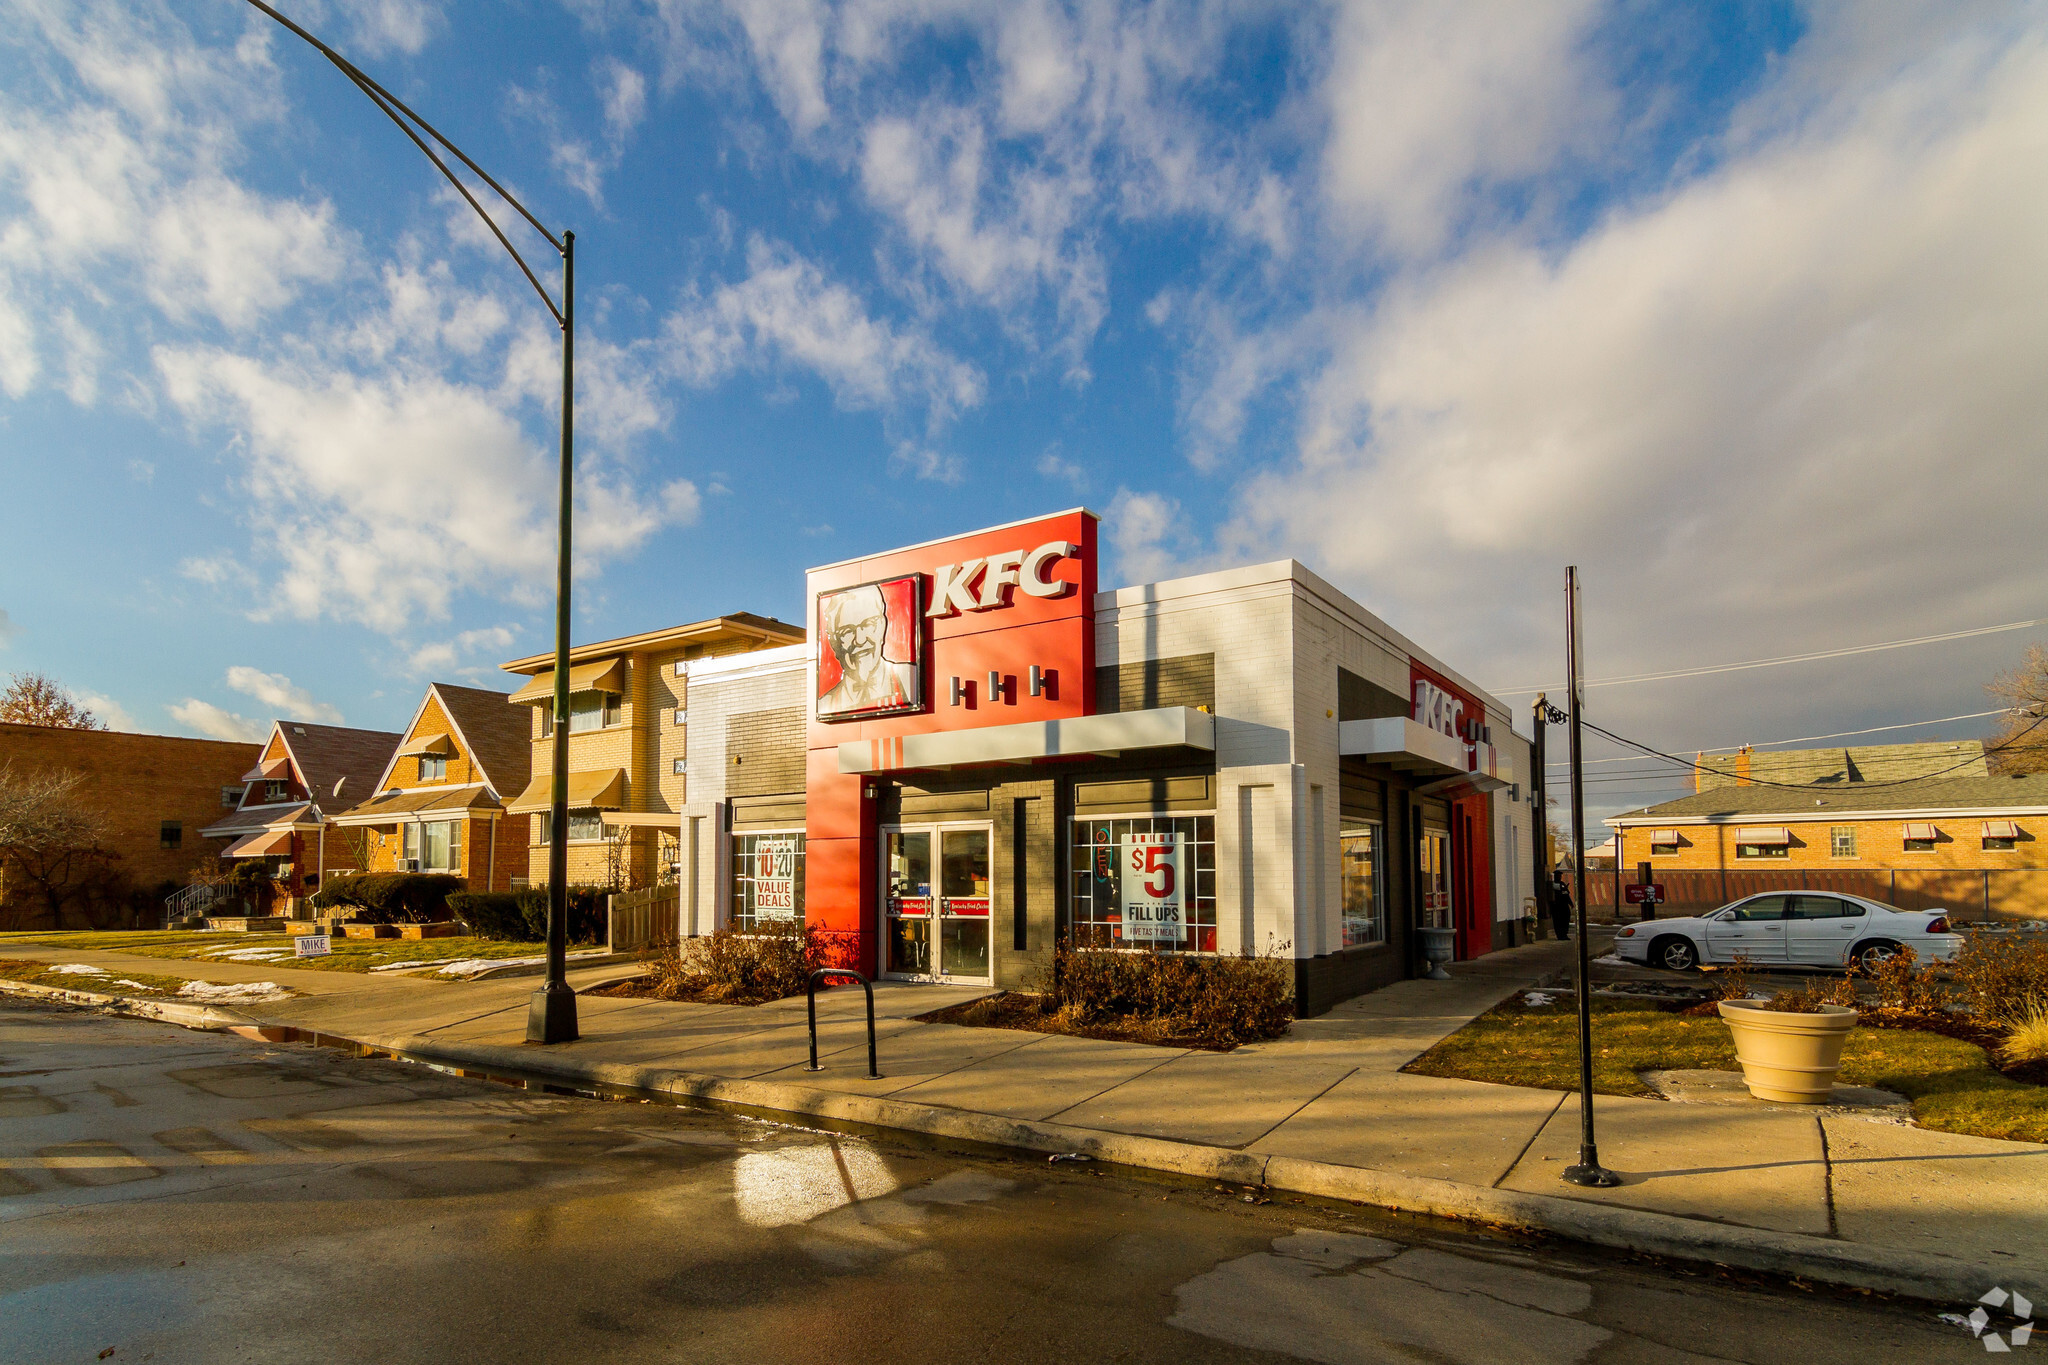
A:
[[1589, 953, 1625, 965], [1521, 991, 1556, 1007], [433, 949, 610, 979], [198, 946, 293, 962], [50, 964, 106, 975], [176, 980, 289, 1002], [111, 979, 148, 989], [370, 957, 460, 973]]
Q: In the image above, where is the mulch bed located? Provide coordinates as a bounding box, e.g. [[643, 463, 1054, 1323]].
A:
[[915, 990, 1244, 1052]]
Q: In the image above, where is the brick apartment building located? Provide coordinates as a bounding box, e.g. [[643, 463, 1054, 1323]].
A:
[[499, 614, 805, 889], [330, 683, 533, 891], [1606, 743, 2048, 920], [0, 722, 259, 928]]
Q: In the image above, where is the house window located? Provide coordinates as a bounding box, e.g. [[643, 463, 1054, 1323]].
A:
[[1340, 823, 1385, 947], [567, 690, 617, 733], [673, 708, 687, 725], [403, 820, 464, 872], [1651, 842, 1679, 856], [538, 810, 606, 844], [1986, 837, 2017, 851], [1069, 814, 1218, 953], [419, 755, 447, 781], [730, 832, 805, 932], [264, 780, 289, 802], [672, 758, 688, 776], [160, 820, 182, 850], [1734, 843, 1789, 859], [220, 786, 244, 807], [1904, 839, 1937, 852], [1831, 826, 1857, 858]]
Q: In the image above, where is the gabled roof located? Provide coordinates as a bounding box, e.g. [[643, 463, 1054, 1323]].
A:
[[266, 721, 402, 811], [1611, 772, 2048, 823], [330, 784, 502, 825], [202, 802, 316, 839], [1694, 741, 1988, 791], [423, 683, 530, 796], [498, 612, 803, 674]]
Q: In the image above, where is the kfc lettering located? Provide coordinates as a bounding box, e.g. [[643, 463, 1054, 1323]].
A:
[[926, 540, 1080, 618]]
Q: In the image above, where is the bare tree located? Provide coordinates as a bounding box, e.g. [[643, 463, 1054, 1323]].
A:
[[1987, 644, 2048, 775], [0, 765, 116, 929], [0, 673, 107, 730]]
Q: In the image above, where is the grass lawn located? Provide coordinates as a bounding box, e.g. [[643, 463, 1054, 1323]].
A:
[[0, 930, 599, 975], [1405, 995, 2048, 1145], [0, 958, 292, 1002]]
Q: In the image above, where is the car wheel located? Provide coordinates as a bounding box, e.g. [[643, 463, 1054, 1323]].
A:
[[1651, 936, 1698, 972], [1853, 941, 1899, 970]]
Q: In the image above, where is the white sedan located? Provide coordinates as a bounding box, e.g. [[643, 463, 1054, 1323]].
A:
[[1612, 892, 1961, 973]]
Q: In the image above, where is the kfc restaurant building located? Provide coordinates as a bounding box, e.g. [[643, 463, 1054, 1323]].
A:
[[675, 510, 1533, 1014]]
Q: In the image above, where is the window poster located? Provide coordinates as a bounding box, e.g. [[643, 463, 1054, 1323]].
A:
[[1118, 832, 1185, 942], [753, 836, 799, 920]]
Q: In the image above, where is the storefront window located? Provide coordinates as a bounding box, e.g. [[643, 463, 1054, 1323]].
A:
[[1419, 830, 1450, 928], [1069, 815, 1217, 952], [731, 831, 805, 932], [1340, 824, 1384, 947]]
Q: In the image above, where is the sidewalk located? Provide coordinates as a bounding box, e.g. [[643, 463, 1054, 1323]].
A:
[[11, 933, 2045, 1303]]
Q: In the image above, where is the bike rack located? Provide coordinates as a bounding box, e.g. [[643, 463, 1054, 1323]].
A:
[[806, 967, 880, 1079]]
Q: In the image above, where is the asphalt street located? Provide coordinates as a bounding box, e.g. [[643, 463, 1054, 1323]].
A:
[[0, 1000, 1986, 1365]]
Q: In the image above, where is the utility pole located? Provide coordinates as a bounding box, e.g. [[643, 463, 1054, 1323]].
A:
[[1561, 566, 1620, 1189], [241, 0, 578, 1044], [1531, 692, 1565, 940]]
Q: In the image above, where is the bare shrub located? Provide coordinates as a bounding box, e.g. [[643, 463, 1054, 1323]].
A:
[[645, 920, 825, 1005], [1951, 932, 2048, 1028], [1037, 940, 1293, 1046], [1858, 944, 1946, 1016]]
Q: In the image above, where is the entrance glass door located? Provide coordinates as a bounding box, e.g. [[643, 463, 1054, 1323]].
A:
[[1419, 831, 1450, 929], [885, 824, 991, 983]]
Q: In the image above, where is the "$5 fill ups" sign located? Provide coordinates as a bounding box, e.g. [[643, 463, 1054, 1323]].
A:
[[1118, 832, 1186, 943]]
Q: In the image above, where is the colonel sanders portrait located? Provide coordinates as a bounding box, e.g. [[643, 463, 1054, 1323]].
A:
[[816, 578, 921, 720]]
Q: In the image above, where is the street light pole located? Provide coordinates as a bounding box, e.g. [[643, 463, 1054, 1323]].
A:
[[1561, 566, 1618, 1188], [242, 1, 578, 1042]]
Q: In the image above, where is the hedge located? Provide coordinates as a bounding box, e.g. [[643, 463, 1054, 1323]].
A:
[[308, 872, 465, 924], [446, 886, 609, 944]]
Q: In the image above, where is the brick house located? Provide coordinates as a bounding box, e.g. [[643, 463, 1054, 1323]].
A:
[[0, 722, 259, 928], [1606, 770, 2048, 921], [329, 683, 531, 890], [198, 720, 401, 910], [499, 613, 805, 889]]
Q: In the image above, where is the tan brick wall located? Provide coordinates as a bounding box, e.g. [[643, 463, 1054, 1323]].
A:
[[0, 723, 261, 893], [1619, 815, 2048, 873]]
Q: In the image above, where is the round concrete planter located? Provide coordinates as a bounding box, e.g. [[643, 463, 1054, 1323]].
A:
[[1716, 1000, 1858, 1103], [1417, 926, 1456, 982]]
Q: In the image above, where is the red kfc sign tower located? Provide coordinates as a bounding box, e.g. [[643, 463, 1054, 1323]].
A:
[[804, 511, 1098, 974]]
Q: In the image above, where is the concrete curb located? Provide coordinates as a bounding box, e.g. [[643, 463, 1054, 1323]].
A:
[[0, 978, 259, 1032], [343, 1027, 2017, 1305]]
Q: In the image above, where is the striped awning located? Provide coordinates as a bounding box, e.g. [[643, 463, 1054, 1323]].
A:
[[397, 732, 454, 757], [1902, 822, 1938, 842], [1650, 829, 1680, 844], [1733, 826, 1791, 845], [221, 828, 292, 859], [508, 657, 624, 705], [1981, 820, 2017, 840], [506, 769, 626, 814]]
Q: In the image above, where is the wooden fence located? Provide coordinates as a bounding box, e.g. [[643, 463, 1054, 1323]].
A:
[[1584, 868, 2048, 922], [607, 883, 681, 953]]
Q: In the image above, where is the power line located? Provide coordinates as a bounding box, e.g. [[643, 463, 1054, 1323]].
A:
[[1578, 711, 2048, 797], [1492, 619, 2044, 696], [1542, 708, 2009, 769]]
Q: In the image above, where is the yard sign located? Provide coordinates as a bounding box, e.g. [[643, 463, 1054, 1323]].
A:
[[294, 934, 331, 957]]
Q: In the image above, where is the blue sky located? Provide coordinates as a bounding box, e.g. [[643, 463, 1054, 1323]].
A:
[[3, 0, 2045, 837]]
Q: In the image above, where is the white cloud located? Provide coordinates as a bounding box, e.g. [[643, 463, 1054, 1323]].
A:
[[168, 698, 267, 743], [1037, 446, 1086, 488], [0, 608, 15, 648], [1317, 0, 1607, 258], [405, 624, 518, 676], [343, 0, 444, 58], [224, 666, 344, 724], [73, 689, 139, 732], [507, 58, 652, 206], [1227, 8, 2048, 756], [665, 235, 984, 434], [1105, 487, 1197, 588]]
